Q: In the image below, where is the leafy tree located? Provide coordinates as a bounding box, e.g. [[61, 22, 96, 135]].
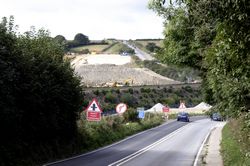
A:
[[0, 17, 83, 165], [121, 93, 135, 107], [74, 33, 89, 45], [54, 34, 66, 43], [105, 92, 117, 103], [149, 0, 250, 121], [146, 42, 160, 52]]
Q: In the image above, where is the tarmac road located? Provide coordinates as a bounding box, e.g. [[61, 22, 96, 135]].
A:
[[45, 117, 216, 166], [122, 41, 154, 60]]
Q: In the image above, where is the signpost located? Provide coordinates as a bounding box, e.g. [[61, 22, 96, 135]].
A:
[[116, 103, 127, 114], [162, 106, 170, 113], [179, 101, 186, 109], [137, 107, 145, 119], [86, 98, 102, 121], [162, 106, 170, 121]]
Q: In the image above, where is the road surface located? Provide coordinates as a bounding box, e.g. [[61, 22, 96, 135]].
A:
[[45, 117, 218, 166], [122, 41, 154, 61]]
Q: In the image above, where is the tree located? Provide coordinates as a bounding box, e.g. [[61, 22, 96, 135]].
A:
[[74, 33, 89, 45], [146, 42, 160, 52], [121, 93, 136, 107], [0, 17, 83, 165], [149, 0, 250, 121], [105, 92, 117, 103], [54, 34, 66, 43]]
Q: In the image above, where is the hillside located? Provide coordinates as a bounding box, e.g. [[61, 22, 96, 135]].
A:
[[76, 64, 180, 87], [82, 85, 202, 113], [69, 40, 134, 54], [129, 39, 163, 55]]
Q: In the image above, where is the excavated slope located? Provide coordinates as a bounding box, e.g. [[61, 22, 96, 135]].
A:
[[75, 64, 180, 87]]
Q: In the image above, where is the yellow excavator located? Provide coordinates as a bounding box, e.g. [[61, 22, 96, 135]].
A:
[[124, 78, 133, 86]]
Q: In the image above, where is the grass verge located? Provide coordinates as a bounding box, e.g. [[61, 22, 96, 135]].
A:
[[221, 119, 250, 166]]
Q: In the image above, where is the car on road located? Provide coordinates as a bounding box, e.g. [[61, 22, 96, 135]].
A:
[[211, 112, 222, 121], [177, 112, 190, 122]]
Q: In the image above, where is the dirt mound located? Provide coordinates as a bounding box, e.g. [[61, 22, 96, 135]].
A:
[[71, 54, 131, 67], [145, 103, 165, 113], [194, 102, 212, 110], [75, 64, 180, 87]]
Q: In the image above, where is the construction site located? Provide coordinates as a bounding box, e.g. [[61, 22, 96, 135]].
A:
[[69, 54, 180, 87]]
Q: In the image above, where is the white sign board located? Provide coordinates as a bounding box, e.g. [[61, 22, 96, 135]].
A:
[[116, 103, 127, 114]]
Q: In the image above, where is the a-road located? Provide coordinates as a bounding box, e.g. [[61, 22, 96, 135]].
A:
[[122, 41, 154, 61], [45, 117, 219, 166]]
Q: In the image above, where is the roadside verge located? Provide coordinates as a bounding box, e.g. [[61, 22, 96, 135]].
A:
[[195, 122, 226, 166]]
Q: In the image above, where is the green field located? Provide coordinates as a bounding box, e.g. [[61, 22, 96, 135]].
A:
[[69, 39, 163, 54], [128, 39, 163, 54], [103, 42, 131, 54], [69, 40, 132, 54], [135, 40, 163, 48], [70, 44, 110, 53]]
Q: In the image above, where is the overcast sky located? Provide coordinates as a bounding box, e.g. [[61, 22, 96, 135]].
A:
[[0, 0, 164, 40]]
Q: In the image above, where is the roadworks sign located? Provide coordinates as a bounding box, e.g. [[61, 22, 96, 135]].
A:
[[86, 98, 102, 121], [116, 103, 127, 114]]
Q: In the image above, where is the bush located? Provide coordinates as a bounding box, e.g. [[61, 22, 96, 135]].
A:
[[128, 88, 134, 94], [104, 92, 117, 103], [123, 108, 139, 122], [116, 89, 120, 94], [120, 93, 136, 107], [0, 18, 82, 165], [221, 119, 250, 166], [93, 89, 100, 95]]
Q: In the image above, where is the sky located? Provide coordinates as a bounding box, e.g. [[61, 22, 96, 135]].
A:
[[0, 0, 164, 40]]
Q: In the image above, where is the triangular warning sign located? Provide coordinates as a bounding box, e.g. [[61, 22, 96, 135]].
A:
[[86, 98, 102, 112], [179, 102, 186, 109]]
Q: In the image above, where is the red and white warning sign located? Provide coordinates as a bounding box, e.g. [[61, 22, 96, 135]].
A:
[[86, 98, 102, 121], [116, 103, 127, 114], [162, 106, 170, 112], [179, 102, 186, 109]]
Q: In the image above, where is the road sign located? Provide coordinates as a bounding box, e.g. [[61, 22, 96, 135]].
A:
[[138, 111, 145, 119], [87, 111, 101, 121], [86, 98, 102, 112], [137, 107, 144, 112], [179, 102, 186, 109], [162, 106, 170, 112], [86, 98, 102, 121], [116, 103, 127, 114]]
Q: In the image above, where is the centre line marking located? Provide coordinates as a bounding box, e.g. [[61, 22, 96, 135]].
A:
[[108, 123, 191, 166]]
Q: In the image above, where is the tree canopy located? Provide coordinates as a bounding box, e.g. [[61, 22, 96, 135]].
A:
[[54, 34, 67, 43], [74, 33, 89, 45], [0, 17, 83, 165], [149, 0, 250, 123]]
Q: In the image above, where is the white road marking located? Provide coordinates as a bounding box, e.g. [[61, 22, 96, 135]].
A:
[[108, 123, 191, 166], [44, 120, 175, 166], [193, 126, 215, 166]]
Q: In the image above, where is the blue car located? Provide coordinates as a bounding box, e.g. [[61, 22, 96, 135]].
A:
[[211, 112, 222, 121], [177, 112, 190, 122]]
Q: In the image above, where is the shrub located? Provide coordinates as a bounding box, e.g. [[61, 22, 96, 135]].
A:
[[101, 90, 108, 95], [123, 108, 139, 122], [104, 92, 117, 103], [0, 19, 82, 165], [93, 89, 100, 95], [121, 93, 135, 107], [128, 88, 134, 94]]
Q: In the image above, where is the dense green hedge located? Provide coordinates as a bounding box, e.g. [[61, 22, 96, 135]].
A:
[[0, 17, 83, 166]]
